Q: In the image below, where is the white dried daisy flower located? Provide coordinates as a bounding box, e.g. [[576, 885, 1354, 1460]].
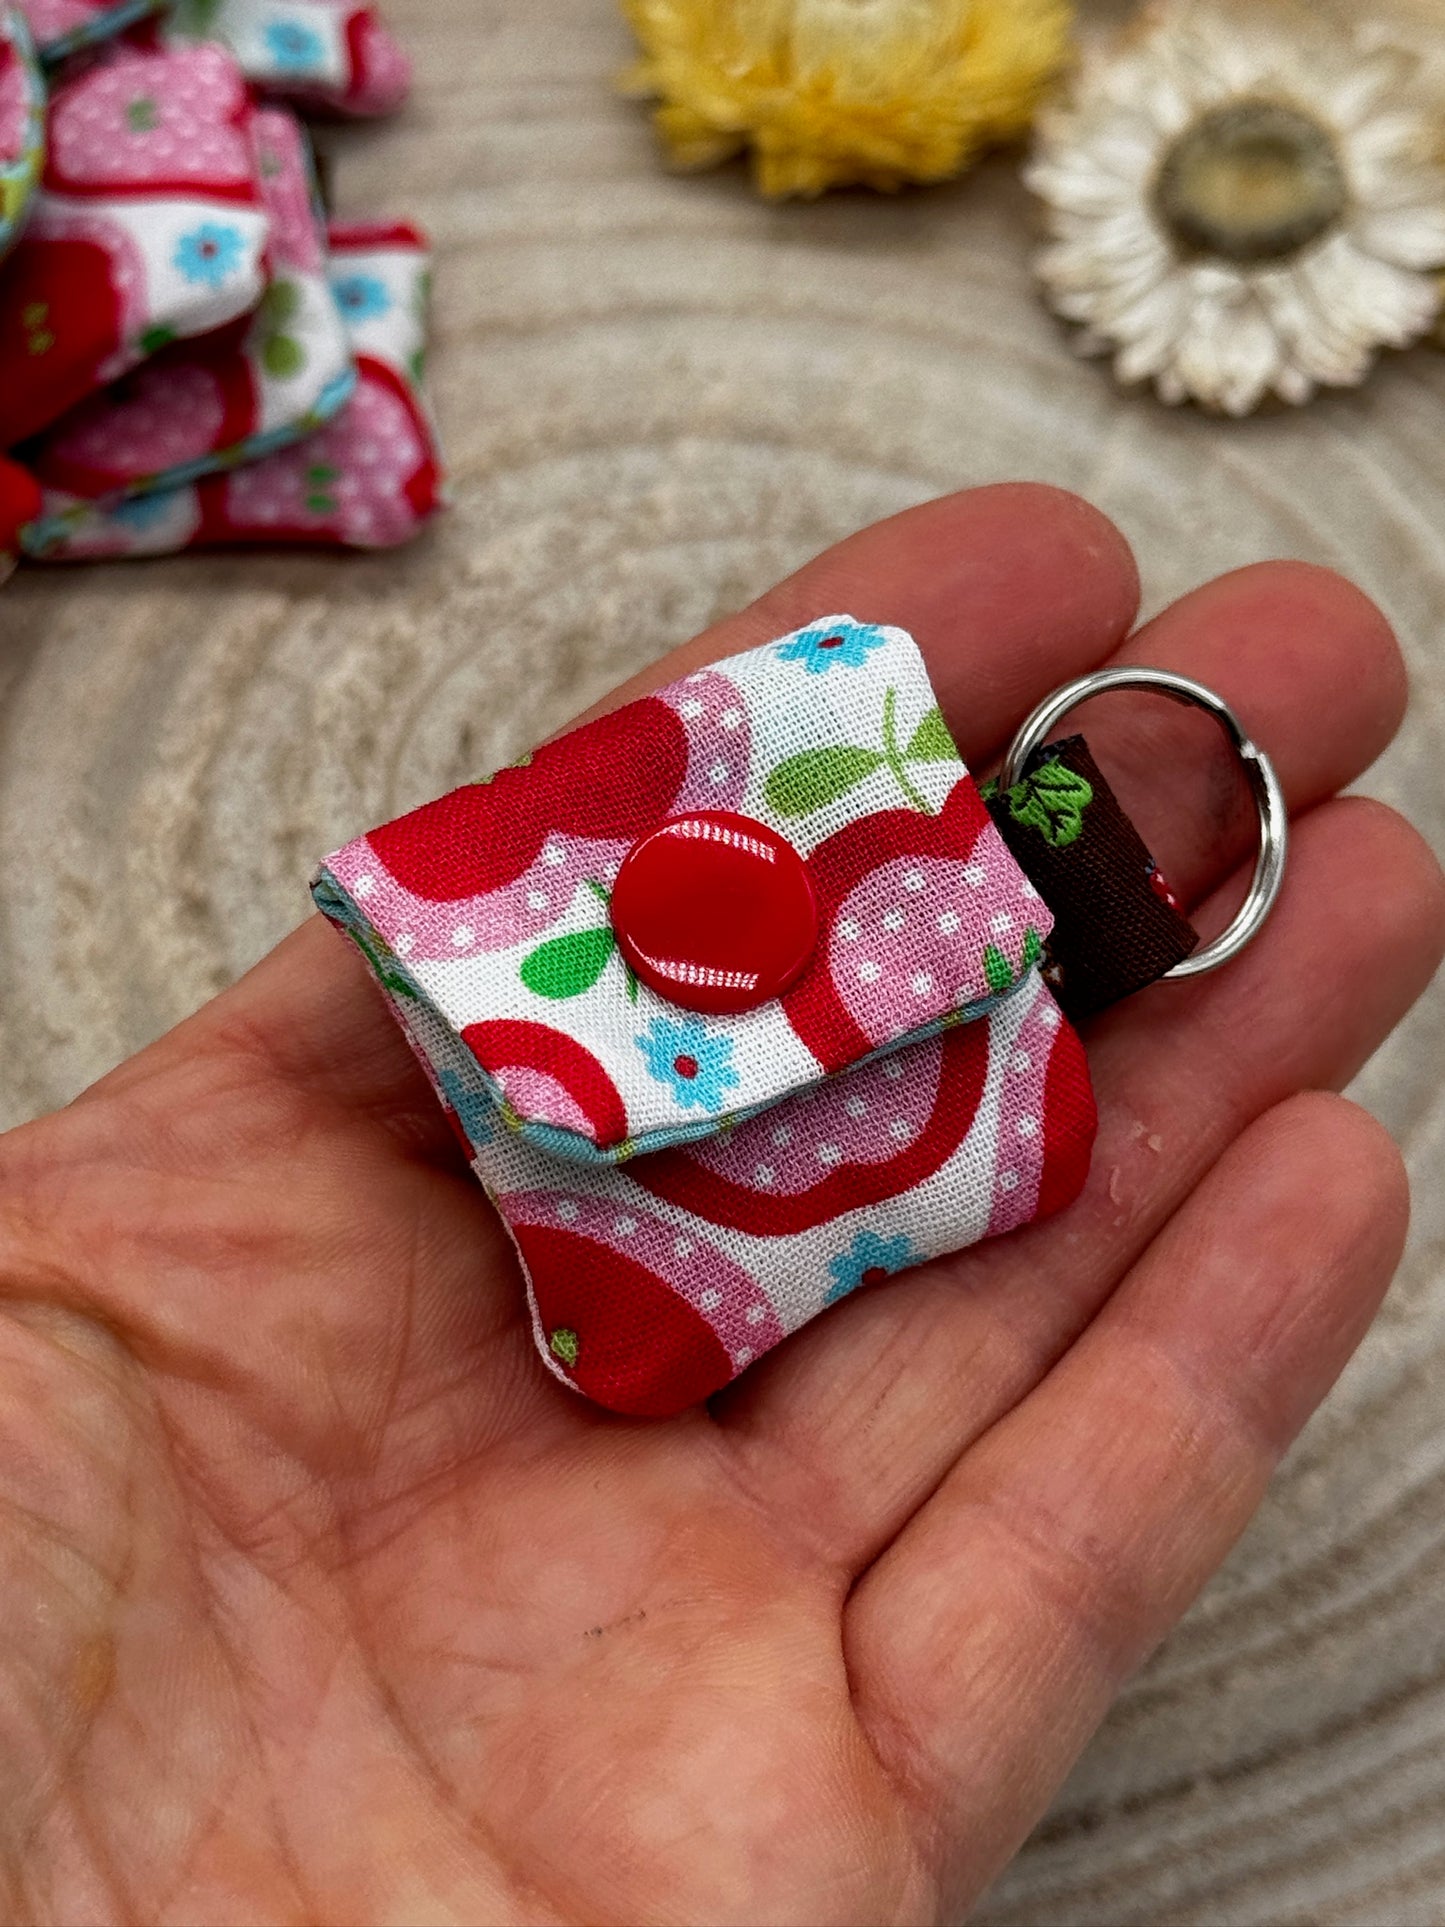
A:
[[1025, 0, 1445, 414]]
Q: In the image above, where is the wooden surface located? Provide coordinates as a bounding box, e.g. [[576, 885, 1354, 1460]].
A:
[[1, 3, 1443, 1919]]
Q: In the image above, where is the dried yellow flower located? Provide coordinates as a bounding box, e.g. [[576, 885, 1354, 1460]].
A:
[[620, 0, 1075, 199]]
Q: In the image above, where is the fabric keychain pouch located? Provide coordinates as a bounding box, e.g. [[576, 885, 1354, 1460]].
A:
[[0, 0, 44, 261], [312, 618, 1100, 1417], [169, 0, 410, 116], [21, 105, 354, 545], [0, 36, 270, 449], [29, 217, 441, 556]]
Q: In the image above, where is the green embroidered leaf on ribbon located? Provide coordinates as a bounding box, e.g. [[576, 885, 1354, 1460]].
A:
[[905, 705, 961, 763], [521, 926, 617, 999], [1021, 926, 1043, 972], [765, 746, 886, 818], [1005, 760, 1094, 849]]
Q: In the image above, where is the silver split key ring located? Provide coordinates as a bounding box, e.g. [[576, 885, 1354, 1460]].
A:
[[999, 667, 1289, 979]]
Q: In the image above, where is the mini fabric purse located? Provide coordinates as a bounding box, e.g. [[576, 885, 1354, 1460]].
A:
[[314, 618, 1114, 1417], [0, 37, 270, 449], [22, 105, 354, 540], [170, 0, 411, 116], [28, 216, 441, 556]]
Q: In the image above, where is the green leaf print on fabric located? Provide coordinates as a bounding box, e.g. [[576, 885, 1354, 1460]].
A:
[[519, 881, 637, 1001], [263, 332, 306, 377], [905, 705, 961, 763], [174, 0, 226, 30], [1004, 759, 1094, 848], [765, 688, 962, 819], [520, 927, 617, 1000], [983, 944, 1014, 995], [261, 279, 302, 325], [984, 926, 1046, 996], [259, 280, 307, 379], [766, 746, 886, 817]]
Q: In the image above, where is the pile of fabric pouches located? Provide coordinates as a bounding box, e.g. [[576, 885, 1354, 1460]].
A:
[[0, 0, 441, 584]]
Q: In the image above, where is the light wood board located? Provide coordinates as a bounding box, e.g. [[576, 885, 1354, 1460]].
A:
[[0, 3, 1442, 1919]]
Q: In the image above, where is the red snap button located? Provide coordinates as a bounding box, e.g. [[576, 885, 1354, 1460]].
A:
[[610, 812, 818, 1016]]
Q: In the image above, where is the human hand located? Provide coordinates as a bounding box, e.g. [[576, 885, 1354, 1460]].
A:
[[1, 486, 1440, 1925]]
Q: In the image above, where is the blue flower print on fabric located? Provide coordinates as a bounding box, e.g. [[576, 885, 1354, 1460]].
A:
[[439, 1068, 494, 1151], [173, 222, 245, 288], [776, 617, 890, 675], [636, 1016, 740, 1112], [264, 17, 325, 72], [332, 273, 391, 320], [825, 1229, 920, 1305]]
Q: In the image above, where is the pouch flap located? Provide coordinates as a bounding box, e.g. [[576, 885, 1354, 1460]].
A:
[[314, 617, 1053, 1164]]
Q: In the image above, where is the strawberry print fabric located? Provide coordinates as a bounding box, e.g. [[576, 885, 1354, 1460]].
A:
[[28, 218, 439, 554], [0, 1, 44, 261], [170, 0, 411, 116], [312, 620, 1099, 1418], [318, 619, 1056, 1160], [18, 0, 165, 63], [23, 107, 354, 530], [0, 38, 269, 447]]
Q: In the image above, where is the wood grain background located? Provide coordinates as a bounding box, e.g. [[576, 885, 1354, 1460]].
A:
[[0, 3, 1442, 1919]]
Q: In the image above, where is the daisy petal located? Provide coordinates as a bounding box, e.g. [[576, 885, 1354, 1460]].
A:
[[1352, 204, 1445, 272]]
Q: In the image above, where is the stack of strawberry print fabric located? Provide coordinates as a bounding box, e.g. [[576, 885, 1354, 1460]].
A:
[[0, 0, 442, 581]]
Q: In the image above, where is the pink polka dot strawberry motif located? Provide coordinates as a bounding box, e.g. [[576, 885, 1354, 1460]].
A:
[[338, 666, 750, 969], [44, 41, 257, 199]]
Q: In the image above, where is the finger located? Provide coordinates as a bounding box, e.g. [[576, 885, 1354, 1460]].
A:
[[584, 481, 1140, 750], [719, 799, 1445, 1567], [104, 484, 1140, 1145], [842, 1092, 1410, 1905], [1049, 560, 1406, 915]]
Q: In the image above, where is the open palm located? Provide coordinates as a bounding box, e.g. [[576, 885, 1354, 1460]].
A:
[[1, 487, 1440, 1926]]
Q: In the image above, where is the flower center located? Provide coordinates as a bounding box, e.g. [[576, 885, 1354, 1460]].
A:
[[1154, 100, 1348, 265], [674, 1054, 699, 1079]]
